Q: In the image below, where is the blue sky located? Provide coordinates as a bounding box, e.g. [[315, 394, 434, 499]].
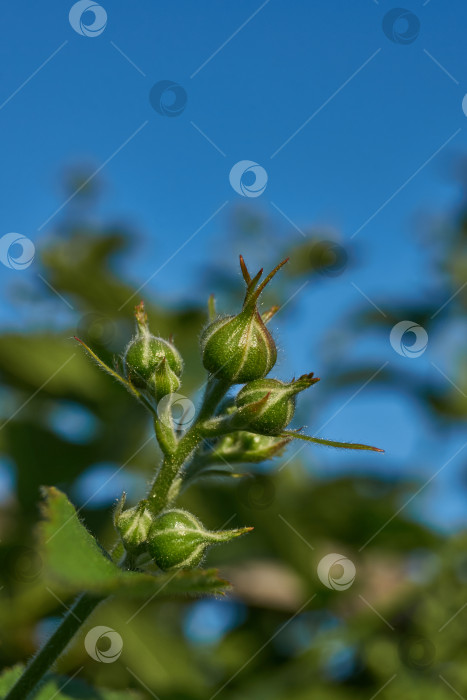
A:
[[1, 0, 467, 530]]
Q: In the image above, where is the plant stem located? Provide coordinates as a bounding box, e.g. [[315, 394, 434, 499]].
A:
[[148, 376, 231, 513], [148, 427, 202, 514], [9, 375, 233, 697], [5, 592, 105, 700], [6, 549, 135, 699], [197, 375, 231, 421]]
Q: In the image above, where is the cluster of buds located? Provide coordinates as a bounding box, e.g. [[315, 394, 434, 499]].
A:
[[115, 499, 251, 571], [78, 254, 382, 575], [199, 258, 322, 436]]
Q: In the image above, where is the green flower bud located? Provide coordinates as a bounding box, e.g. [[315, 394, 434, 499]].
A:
[[211, 431, 291, 463], [235, 373, 320, 435], [200, 256, 288, 383], [151, 357, 182, 401], [115, 499, 154, 556], [124, 302, 183, 401], [147, 509, 252, 571]]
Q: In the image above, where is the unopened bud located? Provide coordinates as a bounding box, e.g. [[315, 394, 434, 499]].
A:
[[123, 302, 183, 401], [201, 257, 287, 383], [115, 500, 154, 555], [212, 431, 291, 463], [235, 373, 319, 435], [147, 509, 252, 571]]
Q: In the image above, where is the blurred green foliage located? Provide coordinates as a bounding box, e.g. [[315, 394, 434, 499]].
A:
[[0, 176, 466, 699]]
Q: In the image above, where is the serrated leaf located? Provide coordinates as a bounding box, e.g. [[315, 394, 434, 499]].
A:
[[0, 665, 143, 699], [40, 485, 127, 591], [40, 487, 229, 598]]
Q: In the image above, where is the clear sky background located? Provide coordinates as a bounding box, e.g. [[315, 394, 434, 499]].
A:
[[1, 0, 467, 530]]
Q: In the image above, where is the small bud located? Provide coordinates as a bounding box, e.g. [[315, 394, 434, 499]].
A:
[[115, 500, 154, 555], [123, 302, 183, 401], [235, 373, 319, 435], [212, 431, 291, 463], [200, 256, 288, 383], [147, 509, 252, 571], [151, 357, 182, 400]]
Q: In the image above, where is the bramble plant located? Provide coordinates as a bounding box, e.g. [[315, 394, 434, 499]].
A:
[[6, 256, 382, 699]]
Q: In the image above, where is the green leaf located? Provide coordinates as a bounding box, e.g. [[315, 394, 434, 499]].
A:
[[0, 665, 143, 699], [40, 485, 127, 591], [40, 487, 230, 597], [280, 430, 384, 452]]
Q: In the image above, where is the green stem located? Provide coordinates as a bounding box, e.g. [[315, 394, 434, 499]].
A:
[[197, 375, 231, 421], [6, 550, 135, 699], [5, 592, 104, 700], [148, 427, 202, 514], [9, 376, 233, 696], [148, 376, 231, 513]]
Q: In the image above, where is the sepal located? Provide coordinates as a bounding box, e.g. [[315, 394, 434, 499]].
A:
[[280, 429, 384, 452]]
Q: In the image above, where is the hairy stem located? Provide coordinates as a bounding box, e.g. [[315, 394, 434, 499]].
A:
[[5, 592, 105, 700], [148, 375, 231, 513], [148, 428, 202, 514], [9, 368, 233, 697], [6, 549, 136, 699]]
